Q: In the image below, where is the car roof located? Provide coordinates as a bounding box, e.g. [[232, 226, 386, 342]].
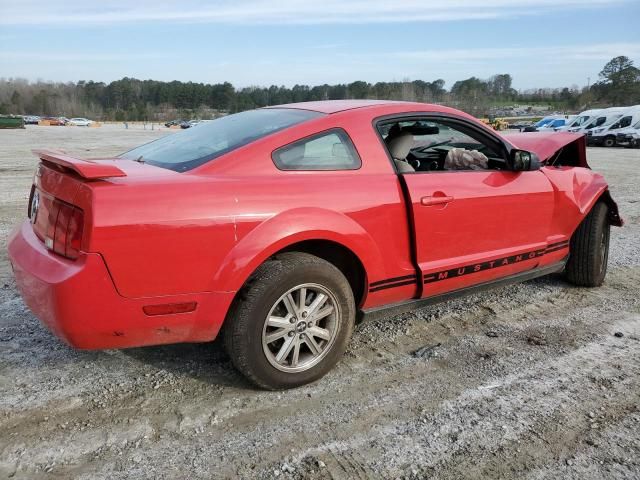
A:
[[266, 99, 417, 114]]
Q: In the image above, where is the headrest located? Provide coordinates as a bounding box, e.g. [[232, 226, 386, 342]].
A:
[[386, 132, 413, 160]]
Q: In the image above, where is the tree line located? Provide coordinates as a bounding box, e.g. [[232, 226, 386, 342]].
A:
[[1, 56, 638, 121]]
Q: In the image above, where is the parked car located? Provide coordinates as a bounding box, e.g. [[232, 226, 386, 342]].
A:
[[524, 115, 574, 132], [522, 116, 556, 132], [536, 116, 576, 132], [23, 115, 41, 125], [41, 116, 65, 126], [68, 118, 93, 127], [179, 120, 200, 129], [164, 119, 184, 127], [7, 100, 623, 390], [615, 119, 640, 148], [508, 121, 533, 130], [556, 108, 603, 132], [578, 107, 628, 136], [588, 106, 640, 147]]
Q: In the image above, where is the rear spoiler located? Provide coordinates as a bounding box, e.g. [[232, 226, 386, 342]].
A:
[[33, 149, 127, 179]]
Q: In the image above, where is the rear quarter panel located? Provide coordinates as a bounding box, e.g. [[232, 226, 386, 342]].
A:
[[87, 112, 416, 308]]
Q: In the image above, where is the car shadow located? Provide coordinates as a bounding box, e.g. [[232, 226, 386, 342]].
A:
[[83, 272, 578, 390], [121, 338, 256, 389], [527, 271, 569, 287]]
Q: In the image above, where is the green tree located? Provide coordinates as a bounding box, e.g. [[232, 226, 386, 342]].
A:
[[594, 56, 640, 104]]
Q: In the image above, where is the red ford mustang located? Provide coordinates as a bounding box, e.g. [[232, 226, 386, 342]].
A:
[[7, 100, 623, 389]]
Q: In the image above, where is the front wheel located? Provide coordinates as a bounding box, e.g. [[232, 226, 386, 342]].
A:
[[565, 202, 610, 287], [223, 252, 355, 390], [602, 136, 616, 148]]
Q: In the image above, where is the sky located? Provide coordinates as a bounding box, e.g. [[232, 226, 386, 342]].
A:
[[1, 0, 639, 91]]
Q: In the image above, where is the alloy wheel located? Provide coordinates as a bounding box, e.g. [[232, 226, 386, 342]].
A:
[[262, 283, 340, 373]]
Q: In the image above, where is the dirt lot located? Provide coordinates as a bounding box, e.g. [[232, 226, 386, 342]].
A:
[[1, 125, 639, 480]]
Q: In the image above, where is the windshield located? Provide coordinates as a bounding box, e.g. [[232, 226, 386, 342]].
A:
[[570, 115, 591, 127], [121, 108, 323, 172], [535, 118, 553, 127], [633, 119, 640, 129]]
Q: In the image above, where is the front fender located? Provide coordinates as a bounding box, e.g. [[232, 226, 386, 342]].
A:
[[571, 170, 623, 226], [208, 207, 384, 293], [542, 167, 623, 237]]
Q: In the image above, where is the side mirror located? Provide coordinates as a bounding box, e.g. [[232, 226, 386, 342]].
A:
[[509, 149, 540, 171]]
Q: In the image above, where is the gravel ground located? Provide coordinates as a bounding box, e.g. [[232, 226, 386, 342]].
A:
[[0, 125, 639, 479]]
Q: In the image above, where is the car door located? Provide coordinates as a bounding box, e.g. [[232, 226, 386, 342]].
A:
[[381, 116, 556, 298]]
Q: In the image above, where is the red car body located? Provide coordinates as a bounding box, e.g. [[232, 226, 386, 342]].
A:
[[7, 100, 622, 350]]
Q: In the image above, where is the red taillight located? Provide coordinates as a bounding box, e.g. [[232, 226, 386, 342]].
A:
[[66, 208, 84, 259], [30, 190, 84, 260]]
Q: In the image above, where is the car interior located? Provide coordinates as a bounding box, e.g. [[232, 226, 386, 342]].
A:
[[379, 120, 507, 173]]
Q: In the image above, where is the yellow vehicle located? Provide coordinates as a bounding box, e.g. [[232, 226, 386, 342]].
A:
[[479, 116, 509, 131]]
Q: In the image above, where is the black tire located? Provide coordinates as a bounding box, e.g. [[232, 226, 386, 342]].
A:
[[565, 202, 610, 287], [223, 252, 355, 390], [602, 136, 616, 148]]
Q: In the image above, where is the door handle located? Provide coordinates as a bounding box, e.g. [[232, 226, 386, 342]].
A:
[[421, 195, 454, 206]]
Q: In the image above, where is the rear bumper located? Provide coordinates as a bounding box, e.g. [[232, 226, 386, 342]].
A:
[[7, 221, 234, 349]]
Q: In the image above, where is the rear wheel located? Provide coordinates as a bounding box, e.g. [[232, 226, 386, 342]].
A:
[[223, 252, 355, 390], [565, 202, 610, 287]]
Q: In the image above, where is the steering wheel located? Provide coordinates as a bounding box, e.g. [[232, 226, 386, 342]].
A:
[[413, 138, 455, 153]]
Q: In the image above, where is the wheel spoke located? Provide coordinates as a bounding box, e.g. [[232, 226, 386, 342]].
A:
[[265, 328, 290, 344], [275, 336, 296, 363], [291, 339, 301, 367], [298, 287, 307, 311], [310, 305, 334, 322], [307, 293, 327, 318], [307, 326, 331, 341], [267, 315, 292, 330], [304, 333, 322, 356], [282, 293, 298, 318]]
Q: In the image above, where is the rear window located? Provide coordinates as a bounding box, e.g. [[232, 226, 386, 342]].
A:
[[120, 108, 323, 172]]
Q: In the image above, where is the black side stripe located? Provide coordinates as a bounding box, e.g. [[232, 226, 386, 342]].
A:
[[369, 274, 417, 288], [424, 248, 547, 284], [369, 279, 418, 293], [545, 244, 570, 254], [548, 240, 569, 249], [369, 240, 570, 293]]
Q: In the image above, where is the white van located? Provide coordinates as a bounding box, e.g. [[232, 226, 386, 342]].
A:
[[614, 119, 640, 148], [570, 107, 628, 136], [589, 106, 640, 146], [557, 109, 603, 132]]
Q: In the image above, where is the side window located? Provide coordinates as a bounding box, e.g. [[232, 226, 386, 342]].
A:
[[378, 119, 506, 173], [272, 129, 361, 171], [613, 116, 632, 129]]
